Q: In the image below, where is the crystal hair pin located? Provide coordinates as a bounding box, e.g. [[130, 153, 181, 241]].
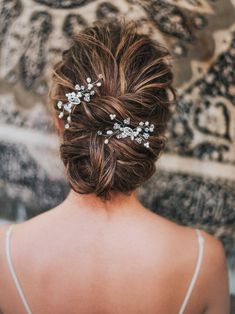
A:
[[57, 74, 103, 129], [97, 114, 154, 148]]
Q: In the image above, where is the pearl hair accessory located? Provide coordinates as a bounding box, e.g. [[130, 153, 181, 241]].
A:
[[57, 74, 103, 129], [97, 114, 155, 149]]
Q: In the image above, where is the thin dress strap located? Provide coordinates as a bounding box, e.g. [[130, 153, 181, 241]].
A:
[[5, 225, 33, 314], [178, 228, 205, 314]]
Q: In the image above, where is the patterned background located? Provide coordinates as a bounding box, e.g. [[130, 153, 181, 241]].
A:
[[0, 0, 235, 297]]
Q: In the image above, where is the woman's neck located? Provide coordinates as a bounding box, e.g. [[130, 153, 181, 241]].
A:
[[60, 188, 149, 219]]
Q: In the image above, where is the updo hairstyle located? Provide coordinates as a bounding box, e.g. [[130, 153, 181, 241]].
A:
[[49, 19, 176, 200]]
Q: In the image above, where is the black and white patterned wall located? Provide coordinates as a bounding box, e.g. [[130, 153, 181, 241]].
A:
[[0, 0, 234, 272]]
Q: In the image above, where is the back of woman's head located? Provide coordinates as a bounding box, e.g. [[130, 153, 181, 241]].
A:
[[49, 19, 176, 201]]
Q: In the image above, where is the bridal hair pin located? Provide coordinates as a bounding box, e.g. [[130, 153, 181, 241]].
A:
[[57, 74, 103, 129], [97, 114, 155, 148]]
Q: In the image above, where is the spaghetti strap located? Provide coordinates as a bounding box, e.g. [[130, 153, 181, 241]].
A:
[[178, 228, 205, 314], [5, 225, 33, 314]]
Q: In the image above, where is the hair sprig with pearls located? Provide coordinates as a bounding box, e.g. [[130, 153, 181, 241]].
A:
[[57, 74, 103, 129], [97, 113, 154, 149]]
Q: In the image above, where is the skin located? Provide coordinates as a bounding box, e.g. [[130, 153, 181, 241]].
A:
[[0, 188, 230, 314]]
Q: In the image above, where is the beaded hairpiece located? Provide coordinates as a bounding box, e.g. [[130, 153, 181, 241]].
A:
[[56, 74, 154, 149], [97, 114, 154, 149], [56, 74, 103, 129]]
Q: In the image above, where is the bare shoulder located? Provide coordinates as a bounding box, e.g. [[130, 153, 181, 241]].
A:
[[195, 229, 230, 314], [200, 229, 227, 268], [172, 224, 228, 283], [198, 228, 229, 286], [148, 214, 230, 313]]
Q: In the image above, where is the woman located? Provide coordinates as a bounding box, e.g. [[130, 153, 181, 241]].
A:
[[0, 19, 230, 314]]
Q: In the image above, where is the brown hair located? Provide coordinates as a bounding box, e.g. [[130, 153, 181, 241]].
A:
[[49, 19, 176, 201]]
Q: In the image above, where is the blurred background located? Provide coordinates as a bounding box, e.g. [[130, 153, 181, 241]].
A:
[[0, 0, 234, 310]]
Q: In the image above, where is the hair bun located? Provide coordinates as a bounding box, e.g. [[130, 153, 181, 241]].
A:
[[50, 19, 175, 200]]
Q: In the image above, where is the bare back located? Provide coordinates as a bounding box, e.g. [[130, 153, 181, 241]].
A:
[[0, 203, 230, 314]]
